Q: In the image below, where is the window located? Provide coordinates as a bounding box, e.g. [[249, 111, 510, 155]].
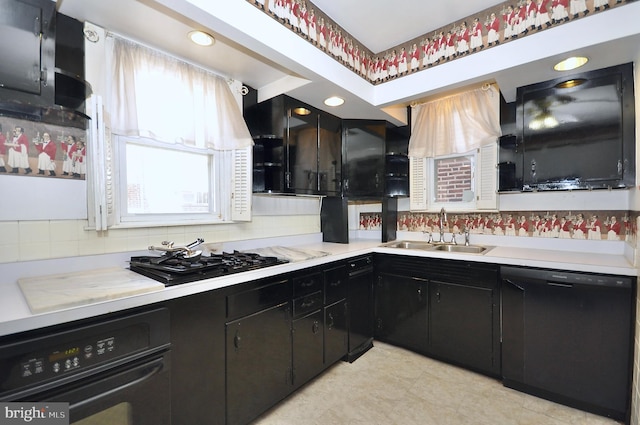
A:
[[116, 138, 214, 220], [409, 144, 497, 211], [88, 35, 253, 230], [407, 84, 501, 212]]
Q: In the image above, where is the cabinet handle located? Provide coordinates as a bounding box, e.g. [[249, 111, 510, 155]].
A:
[[312, 320, 320, 334], [300, 279, 316, 287], [328, 313, 334, 329], [301, 299, 317, 308], [329, 280, 342, 287], [436, 291, 441, 302], [417, 287, 423, 302], [234, 331, 241, 349]]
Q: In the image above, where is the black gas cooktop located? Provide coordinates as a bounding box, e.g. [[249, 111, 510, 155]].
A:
[[129, 251, 288, 286]]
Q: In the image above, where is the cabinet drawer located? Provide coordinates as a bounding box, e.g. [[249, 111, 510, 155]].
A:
[[293, 272, 323, 297], [293, 291, 323, 317], [227, 278, 291, 319], [324, 265, 347, 304]]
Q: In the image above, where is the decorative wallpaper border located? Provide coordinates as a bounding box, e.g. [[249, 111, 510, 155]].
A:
[[247, 0, 635, 85], [360, 210, 637, 242]]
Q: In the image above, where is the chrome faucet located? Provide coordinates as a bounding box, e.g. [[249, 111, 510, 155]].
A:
[[439, 207, 447, 243]]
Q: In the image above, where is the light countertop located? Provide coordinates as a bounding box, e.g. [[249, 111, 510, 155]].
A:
[[0, 237, 636, 338]]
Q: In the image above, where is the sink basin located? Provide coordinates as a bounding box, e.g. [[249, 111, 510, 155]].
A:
[[384, 241, 433, 250], [432, 244, 491, 254]]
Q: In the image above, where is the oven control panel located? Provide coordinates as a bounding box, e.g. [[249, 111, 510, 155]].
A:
[[0, 308, 169, 396], [16, 327, 141, 385]]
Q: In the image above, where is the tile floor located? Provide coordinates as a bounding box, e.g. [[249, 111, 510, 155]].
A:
[[253, 341, 623, 425]]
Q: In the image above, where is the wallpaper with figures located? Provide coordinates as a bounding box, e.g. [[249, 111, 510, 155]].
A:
[[0, 117, 87, 180], [360, 210, 637, 242], [247, 0, 635, 84]]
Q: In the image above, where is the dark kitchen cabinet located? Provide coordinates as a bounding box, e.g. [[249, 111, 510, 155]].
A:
[[428, 260, 500, 376], [374, 254, 500, 377], [291, 270, 324, 388], [292, 309, 324, 387], [0, 3, 89, 124], [252, 135, 285, 193], [375, 272, 429, 354], [168, 257, 373, 425], [225, 276, 292, 425], [166, 290, 226, 425], [226, 301, 292, 425], [0, 0, 55, 103], [429, 280, 496, 374], [225, 302, 291, 424], [323, 264, 348, 364], [346, 256, 375, 361], [342, 120, 386, 199], [384, 123, 410, 198], [244, 94, 341, 195], [287, 103, 342, 195], [324, 299, 348, 365]]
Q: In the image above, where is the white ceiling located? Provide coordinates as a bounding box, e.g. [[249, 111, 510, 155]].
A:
[[56, 0, 640, 126]]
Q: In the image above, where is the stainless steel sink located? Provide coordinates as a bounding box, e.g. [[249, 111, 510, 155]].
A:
[[383, 240, 492, 255], [432, 244, 491, 254], [384, 241, 433, 250]]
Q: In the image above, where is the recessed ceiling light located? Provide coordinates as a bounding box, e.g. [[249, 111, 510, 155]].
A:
[[553, 56, 588, 71], [188, 30, 215, 47], [324, 96, 344, 107]]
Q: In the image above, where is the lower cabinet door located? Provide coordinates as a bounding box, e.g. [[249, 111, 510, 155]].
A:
[[429, 280, 496, 374], [324, 299, 348, 365], [292, 309, 324, 388], [375, 273, 429, 353], [226, 302, 292, 425]]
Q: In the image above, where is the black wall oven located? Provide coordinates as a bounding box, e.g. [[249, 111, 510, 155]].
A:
[[0, 308, 171, 425]]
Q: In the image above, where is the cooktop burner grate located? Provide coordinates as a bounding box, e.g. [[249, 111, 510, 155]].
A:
[[129, 251, 288, 285]]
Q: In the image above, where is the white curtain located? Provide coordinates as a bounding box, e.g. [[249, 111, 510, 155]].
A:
[[107, 36, 253, 150], [408, 85, 502, 158]]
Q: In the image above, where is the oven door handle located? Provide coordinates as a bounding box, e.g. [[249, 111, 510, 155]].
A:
[[69, 357, 165, 411]]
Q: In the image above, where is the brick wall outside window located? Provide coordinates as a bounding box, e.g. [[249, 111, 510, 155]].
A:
[[435, 156, 472, 202]]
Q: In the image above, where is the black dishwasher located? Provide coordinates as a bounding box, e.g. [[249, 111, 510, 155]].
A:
[[501, 266, 634, 421]]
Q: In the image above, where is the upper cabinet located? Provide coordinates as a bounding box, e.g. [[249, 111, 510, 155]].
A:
[[0, 2, 90, 123], [244, 94, 410, 199], [245, 94, 341, 195], [342, 120, 385, 199], [288, 102, 341, 195], [0, 0, 56, 110]]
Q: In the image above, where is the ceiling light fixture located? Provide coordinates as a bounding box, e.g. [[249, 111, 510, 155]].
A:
[[188, 30, 215, 47], [555, 78, 587, 89], [324, 96, 345, 107], [293, 107, 311, 116], [553, 56, 588, 72]]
